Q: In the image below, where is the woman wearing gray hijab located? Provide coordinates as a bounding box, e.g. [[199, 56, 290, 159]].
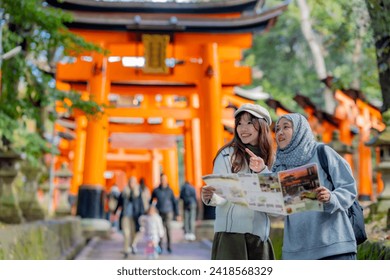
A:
[[273, 113, 357, 260]]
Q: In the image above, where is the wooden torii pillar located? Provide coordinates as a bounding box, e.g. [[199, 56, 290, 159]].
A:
[[76, 53, 110, 218], [198, 43, 224, 178], [364, 102, 386, 196], [335, 89, 385, 200], [354, 95, 385, 200], [53, 82, 81, 212], [356, 101, 374, 200], [160, 95, 180, 196], [71, 110, 87, 198], [333, 89, 359, 169]]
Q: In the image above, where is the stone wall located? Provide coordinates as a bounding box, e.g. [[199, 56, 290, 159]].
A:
[[0, 216, 85, 260]]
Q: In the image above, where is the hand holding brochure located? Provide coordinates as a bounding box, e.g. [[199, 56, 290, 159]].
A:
[[202, 163, 323, 215]]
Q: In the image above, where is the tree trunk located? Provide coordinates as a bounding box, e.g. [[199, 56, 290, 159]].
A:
[[351, 0, 370, 90], [365, 0, 390, 112], [351, 37, 362, 90], [296, 0, 336, 113], [377, 39, 390, 112]]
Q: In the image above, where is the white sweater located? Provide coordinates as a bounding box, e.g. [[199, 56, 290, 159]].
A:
[[202, 147, 271, 241]]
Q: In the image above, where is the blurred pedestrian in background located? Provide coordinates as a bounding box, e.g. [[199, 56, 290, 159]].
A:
[[139, 204, 165, 259], [139, 177, 151, 212], [150, 173, 180, 253], [180, 181, 197, 241], [106, 184, 120, 231], [114, 176, 145, 257]]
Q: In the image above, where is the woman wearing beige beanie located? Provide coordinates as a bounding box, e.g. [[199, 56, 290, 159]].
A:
[[201, 103, 275, 260]]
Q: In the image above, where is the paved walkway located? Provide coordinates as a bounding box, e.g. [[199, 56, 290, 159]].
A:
[[75, 221, 212, 260]]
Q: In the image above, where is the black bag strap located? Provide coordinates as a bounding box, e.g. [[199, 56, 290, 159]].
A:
[[317, 144, 335, 191]]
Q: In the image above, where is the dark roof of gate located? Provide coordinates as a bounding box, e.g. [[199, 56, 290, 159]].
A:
[[47, 0, 291, 33], [47, 0, 259, 14]]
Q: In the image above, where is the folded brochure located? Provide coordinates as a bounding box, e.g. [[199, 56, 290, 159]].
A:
[[202, 163, 323, 215]]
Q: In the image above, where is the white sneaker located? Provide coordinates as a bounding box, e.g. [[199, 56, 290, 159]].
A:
[[189, 233, 196, 241]]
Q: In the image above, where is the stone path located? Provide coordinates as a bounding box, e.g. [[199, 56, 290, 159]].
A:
[[75, 221, 212, 260]]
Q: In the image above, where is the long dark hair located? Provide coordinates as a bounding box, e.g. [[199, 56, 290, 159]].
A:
[[213, 111, 273, 173]]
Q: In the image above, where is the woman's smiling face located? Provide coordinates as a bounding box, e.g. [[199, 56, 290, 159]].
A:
[[236, 113, 259, 146], [275, 118, 293, 150]]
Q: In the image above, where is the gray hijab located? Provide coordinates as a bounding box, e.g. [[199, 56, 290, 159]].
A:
[[272, 113, 318, 172]]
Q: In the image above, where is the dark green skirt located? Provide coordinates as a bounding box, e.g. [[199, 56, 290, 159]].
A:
[[211, 232, 275, 260]]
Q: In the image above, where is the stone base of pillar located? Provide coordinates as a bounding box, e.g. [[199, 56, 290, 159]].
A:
[[358, 194, 371, 201], [76, 185, 104, 219]]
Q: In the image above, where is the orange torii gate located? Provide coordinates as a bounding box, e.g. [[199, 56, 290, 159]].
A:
[[48, 0, 290, 218], [339, 89, 386, 200], [293, 90, 385, 201]]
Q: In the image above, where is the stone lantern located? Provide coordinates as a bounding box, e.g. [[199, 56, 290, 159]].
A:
[[0, 151, 24, 223], [19, 163, 46, 221], [39, 180, 51, 215], [54, 162, 73, 216], [366, 127, 390, 228]]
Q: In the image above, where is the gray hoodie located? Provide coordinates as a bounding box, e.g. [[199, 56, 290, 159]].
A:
[[272, 113, 357, 259]]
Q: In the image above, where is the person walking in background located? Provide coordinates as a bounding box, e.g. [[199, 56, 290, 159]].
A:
[[201, 103, 275, 260], [139, 177, 151, 212], [106, 184, 120, 231], [114, 176, 145, 258], [180, 181, 197, 241], [272, 113, 357, 260], [139, 204, 165, 259], [150, 173, 180, 254], [134, 177, 152, 246]]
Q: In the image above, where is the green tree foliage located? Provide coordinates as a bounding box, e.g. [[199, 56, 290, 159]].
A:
[[246, 0, 382, 111], [0, 0, 103, 165]]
